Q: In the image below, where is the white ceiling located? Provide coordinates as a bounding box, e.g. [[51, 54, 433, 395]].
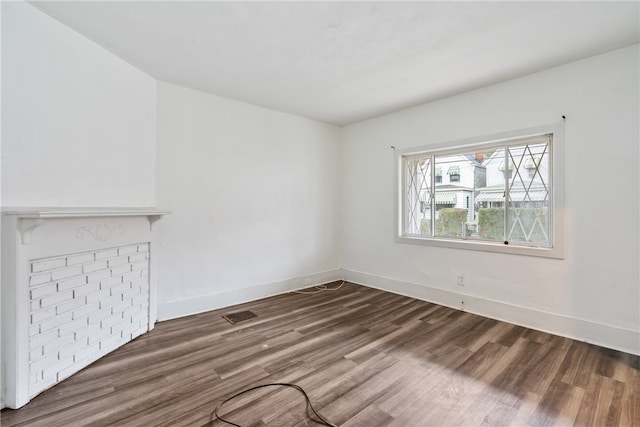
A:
[[30, 1, 639, 126]]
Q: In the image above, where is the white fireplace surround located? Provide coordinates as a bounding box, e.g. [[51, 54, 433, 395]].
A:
[[1, 207, 169, 409]]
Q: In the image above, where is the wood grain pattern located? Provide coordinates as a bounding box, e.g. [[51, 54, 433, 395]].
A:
[[2, 282, 638, 427]]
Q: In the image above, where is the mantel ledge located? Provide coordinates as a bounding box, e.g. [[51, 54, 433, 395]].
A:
[[2, 207, 170, 244]]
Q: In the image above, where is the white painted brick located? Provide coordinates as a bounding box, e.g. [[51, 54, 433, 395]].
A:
[[122, 328, 137, 342], [58, 317, 88, 336], [131, 312, 148, 327], [43, 357, 74, 380], [29, 323, 41, 336], [95, 248, 118, 260], [87, 327, 111, 345], [110, 299, 132, 314], [30, 329, 59, 350], [130, 260, 149, 272], [56, 297, 86, 315], [27, 244, 152, 398], [57, 275, 87, 291], [43, 332, 76, 356], [30, 272, 52, 286], [66, 252, 95, 266], [30, 353, 59, 373], [57, 363, 81, 382], [40, 290, 73, 308], [31, 298, 42, 311], [30, 283, 58, 299], [88, 307, 112, 324], [58, 340, 87, 360], [51, 266, 83, 281], [74, 282, 101, 298], [75, 322, 101, 341], [128, 253, 147, 263], [40, 311, 74, 333], [122, 270, 142, 283], [100, 334, 126, 351], [100, 315, 121, 330], [72, 301, 100, 319], [110, 264, 132, 276], [82, 261, 108, 274], [86, 288, 110, 303], [86, 269, 111, 283], [30, 372, 41, 385], [30, 347, 44, 361], [99, 294, 123, 309], [130, 275, 147, 287], [100, 276, 123, 289], [118, 245, 139, 256], [32, 258, 66, 273], [109, 282, 130, 297], [38, 375, 58, 391], [122, 286, 141, 299], [132, 293, 148, 306], [122, 304, 142, 318], [110, 318, 131, 335], [73, 344, 100, 363], [107, 256, 129, 268]]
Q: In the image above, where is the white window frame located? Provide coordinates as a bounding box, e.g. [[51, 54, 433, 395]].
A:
[[395, 123, 564, 259]]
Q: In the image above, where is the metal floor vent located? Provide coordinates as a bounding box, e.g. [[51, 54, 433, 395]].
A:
[[222, 311, 258, 325]]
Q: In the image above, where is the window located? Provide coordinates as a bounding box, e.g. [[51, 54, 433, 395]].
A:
[[448, 165, 460, 182], [396, 125, 563, 258]]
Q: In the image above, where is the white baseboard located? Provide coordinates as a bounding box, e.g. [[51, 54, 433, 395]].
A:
[[343, 268, 640, 356], [157, 268, 342, 321]]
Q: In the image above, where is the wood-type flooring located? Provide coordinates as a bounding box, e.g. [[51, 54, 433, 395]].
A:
[[2, 282, 638, 426]]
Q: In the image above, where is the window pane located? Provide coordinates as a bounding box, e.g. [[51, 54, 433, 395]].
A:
[[434, 151, 492, 239], [477, 148, 507, 240], [506, 141, 550, 246], [404, 156, 431, 236], [399, 132, 555, 252]]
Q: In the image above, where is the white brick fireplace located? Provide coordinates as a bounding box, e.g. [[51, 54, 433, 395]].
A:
[[1, 208, 168, 409]]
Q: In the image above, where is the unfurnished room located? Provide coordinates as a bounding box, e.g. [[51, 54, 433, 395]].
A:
[[1, 1, 639, 426]]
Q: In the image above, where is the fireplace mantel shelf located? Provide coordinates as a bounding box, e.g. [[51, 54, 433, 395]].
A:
[[2, 207, 170, 244], [2, 207, 170, 218]]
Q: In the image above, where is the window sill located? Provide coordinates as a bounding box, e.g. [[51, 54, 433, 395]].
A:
[[396, 235, 564, 259]]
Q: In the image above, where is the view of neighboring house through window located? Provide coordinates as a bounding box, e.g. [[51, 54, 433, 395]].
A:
[[402, 133, 553, 249]]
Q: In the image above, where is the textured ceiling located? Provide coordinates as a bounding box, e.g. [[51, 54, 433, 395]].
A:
[[31, 1, 640, 126]]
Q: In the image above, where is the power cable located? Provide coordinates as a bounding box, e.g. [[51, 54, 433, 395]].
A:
[[292, 281, 345, 295], [214, 382, 337, 427]]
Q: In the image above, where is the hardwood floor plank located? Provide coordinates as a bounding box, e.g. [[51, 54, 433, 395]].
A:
[[527, 381, 584, 426]]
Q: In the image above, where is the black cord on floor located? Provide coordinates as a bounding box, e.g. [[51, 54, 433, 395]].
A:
[[214, 382, 337, 427]]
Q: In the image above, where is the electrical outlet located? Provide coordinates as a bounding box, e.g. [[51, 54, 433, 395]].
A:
[[457, 274, 465, 286]]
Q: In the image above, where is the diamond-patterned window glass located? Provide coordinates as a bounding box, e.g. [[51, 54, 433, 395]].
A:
[[506, 139, 551, 246], [404, 156, 431, 236]]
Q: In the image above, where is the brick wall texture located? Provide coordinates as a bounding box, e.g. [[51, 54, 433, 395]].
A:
[[28, 243, 150, 396]]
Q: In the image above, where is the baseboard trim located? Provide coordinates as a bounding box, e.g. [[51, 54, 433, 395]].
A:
[[343, 268, 640, 356], [157, 268, 342, 321]]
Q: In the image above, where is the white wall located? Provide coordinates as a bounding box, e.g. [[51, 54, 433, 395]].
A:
[[1, 2, 156, 207], [155, 82, 341, 319], [340, 45, 639, 355]]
